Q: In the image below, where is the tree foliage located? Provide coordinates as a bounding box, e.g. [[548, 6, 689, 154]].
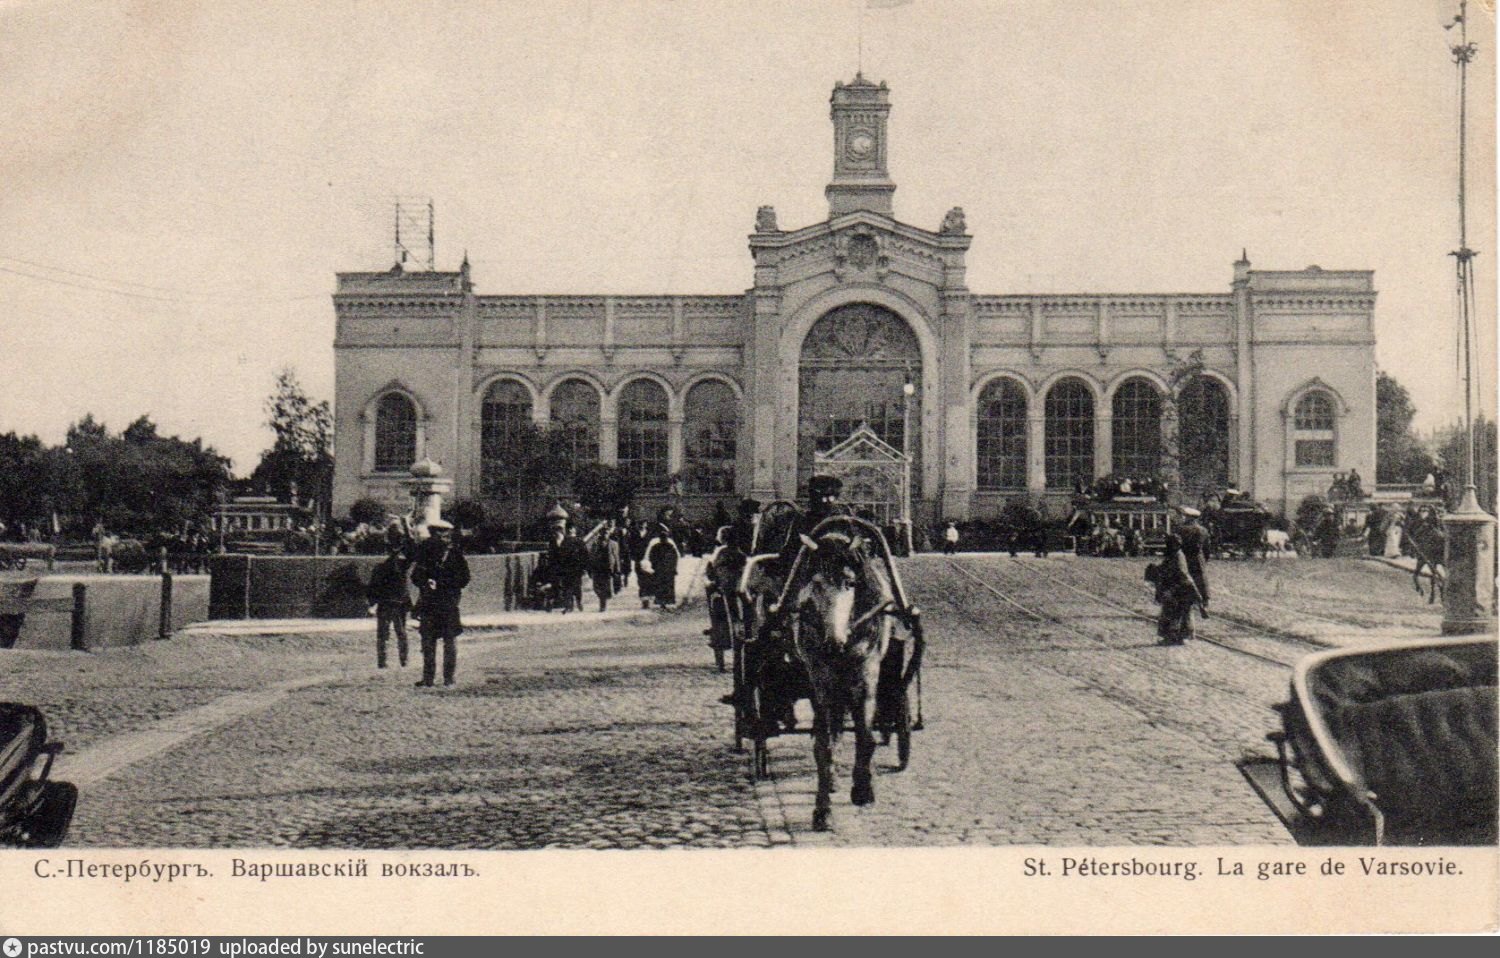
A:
[[1375, 371, 1437, 484], [1438, 415, 1498, 513], [0, 416, 230, 537], [251, 369, 333, 509]]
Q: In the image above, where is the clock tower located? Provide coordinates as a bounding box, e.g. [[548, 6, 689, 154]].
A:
[[826, 75, 896, 217]]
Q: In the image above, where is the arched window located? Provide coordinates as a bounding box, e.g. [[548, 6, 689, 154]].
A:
[[1044, 378, 1094, 489], [1293, 390, 1337, 467], [683, 381, 738, 494], [480, 380, 534, 495], [549, 379, 600, 465], [976, 378, 1027, 490], [1178, 375, 1232, 495], [1111, 378, 1162, 480], [617, 379, 670, 492], [373, 393, 417, 472]]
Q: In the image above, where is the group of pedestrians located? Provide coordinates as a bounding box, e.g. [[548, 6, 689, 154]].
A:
[[364, 520, 470, 687], [533, 505, 685, 613]]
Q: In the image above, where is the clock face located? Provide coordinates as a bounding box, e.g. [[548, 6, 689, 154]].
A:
[[848, 131, 876, 159]]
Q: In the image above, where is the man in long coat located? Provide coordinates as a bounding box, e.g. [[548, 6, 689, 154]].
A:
[[410, 519, 470, 687], [1175, 506, 1211, 614]]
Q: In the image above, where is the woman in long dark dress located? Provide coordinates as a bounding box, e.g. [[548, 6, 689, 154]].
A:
[[1153, 532, 1203, 645]]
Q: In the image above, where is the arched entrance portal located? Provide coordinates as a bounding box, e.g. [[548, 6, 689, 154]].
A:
[[797, 303, 922, 504]]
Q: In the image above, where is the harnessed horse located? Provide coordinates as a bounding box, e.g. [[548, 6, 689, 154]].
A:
[[767, 516, 922, 831], [1402, 511, 1447, 605]]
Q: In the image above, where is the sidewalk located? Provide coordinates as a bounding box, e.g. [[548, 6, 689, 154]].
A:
[[182, 556, 709, 637]]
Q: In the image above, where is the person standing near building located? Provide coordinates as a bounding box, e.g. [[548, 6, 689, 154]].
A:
[[942, 521, 960, 555], [639, 509, 681, 609], [411, 519, 469, 687], [588, 517, 620, 612], [561, 520, 589, 613], [365, 539, 412, 669], [1175, 506, 1211, 615]]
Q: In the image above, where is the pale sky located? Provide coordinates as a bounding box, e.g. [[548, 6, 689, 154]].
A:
[[0, 0, 1494, 472]]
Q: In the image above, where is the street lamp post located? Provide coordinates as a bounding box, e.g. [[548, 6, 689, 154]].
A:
[[902, 369, 916, 555], [1441, 0, 1496, 635]]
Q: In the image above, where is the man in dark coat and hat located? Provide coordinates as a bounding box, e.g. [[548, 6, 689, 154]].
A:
[[410, 519, 470, 687]]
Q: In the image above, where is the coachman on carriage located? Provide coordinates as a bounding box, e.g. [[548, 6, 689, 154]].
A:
[[702, 475, 925, 831]]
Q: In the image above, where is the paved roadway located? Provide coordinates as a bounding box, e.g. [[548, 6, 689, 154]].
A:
[[0, 555, 1448, 848]]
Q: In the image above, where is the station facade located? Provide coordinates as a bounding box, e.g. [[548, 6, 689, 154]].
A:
[[332, 76, 1376, 523]]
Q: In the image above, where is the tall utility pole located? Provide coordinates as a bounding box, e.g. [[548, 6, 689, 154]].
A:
[[1441, 0, 1496, 634]]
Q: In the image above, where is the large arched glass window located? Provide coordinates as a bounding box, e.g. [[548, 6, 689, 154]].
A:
[[976, 378, 1027, 490], [480, 380, 533, 495], [1044, 378, 1094, 489], [549, 379, 600, 466], [1111, 378, 1162, 480], [617, 379, 670, 492], [373, 393, 417, 472], [1293, 390, 1337, 467], [683, 380, 738, 495], [1178, 375, 1232, 496]]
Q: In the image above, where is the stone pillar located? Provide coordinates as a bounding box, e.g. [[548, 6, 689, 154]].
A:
[[1443, 505, 1498, 635], [748, 272, 781, 502], [1232, 255, 1255, 496], [668, 417, 685, 476], [598, 417, 619, 467], [402, 459, 453, 534], [940, 291, 972, 519], [1027, 414, 1047, 494], [1095, 411, 1113, 479]]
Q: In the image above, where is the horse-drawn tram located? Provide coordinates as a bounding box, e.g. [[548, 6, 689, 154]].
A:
[[1239, 637, 1497, 846], [705, 505, 924, 831]]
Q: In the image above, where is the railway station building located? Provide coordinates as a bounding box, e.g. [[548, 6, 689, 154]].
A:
[[332, 76, 1376, 525]]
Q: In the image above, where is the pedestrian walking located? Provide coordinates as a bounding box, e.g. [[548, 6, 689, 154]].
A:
[[1175, 506, 1211, 613], [942, 521, 959, 555], [1147, 532, 1203, 645], [562, 520, 589, 612], [365, 542, 412, 669], [589, 517, 622, 612], [639, 509, 681, 609], [410, 519, 470, 687]]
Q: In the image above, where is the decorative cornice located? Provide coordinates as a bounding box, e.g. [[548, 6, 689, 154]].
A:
[[1251, 294, 1377, 312]]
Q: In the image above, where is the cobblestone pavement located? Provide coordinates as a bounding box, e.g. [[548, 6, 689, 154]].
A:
[[0, 556, 1450, 848]]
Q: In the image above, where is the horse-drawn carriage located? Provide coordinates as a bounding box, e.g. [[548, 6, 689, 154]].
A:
[[1239, 637, 1497, 846], [704, 502, 925, 830], [0, 703, 77, 848], [1069, 496, 1172, 556], [1206, 500, 1273, 559]]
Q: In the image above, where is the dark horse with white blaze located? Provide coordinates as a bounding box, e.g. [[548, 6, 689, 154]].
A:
[[780, 523, 904, 831]]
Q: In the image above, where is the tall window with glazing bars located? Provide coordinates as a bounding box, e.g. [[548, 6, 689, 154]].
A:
[[1111, 378, 1162, 480], [480, 380, 533, 495], [549, 379, 601, 466], [1293, 390, 1336, 467], [617, 379, 670, 492], [976, 378, 1027, 490], [374, 393, 417, 472], [683, 381, 738, 494], [1044, 378, 1094, 489]]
